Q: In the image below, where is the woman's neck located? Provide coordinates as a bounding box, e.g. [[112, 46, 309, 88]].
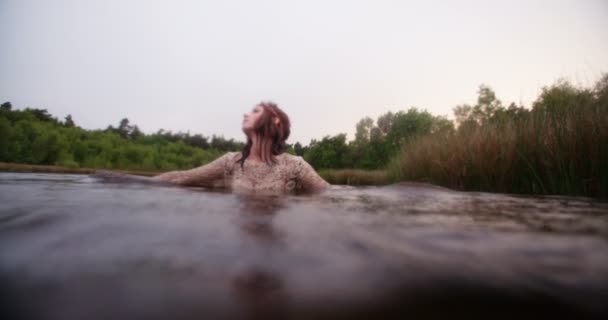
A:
[[248, 134, 263, 162]]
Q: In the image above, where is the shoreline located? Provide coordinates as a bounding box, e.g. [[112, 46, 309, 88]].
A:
[[0, 162, 159, 177]]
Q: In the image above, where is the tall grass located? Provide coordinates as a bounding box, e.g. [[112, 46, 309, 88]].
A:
[[387, 80, 608, 198]]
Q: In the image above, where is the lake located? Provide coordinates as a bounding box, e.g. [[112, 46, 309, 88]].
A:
[[1, 173, 607, 319]]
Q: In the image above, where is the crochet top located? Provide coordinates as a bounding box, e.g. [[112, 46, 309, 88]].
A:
[[152, 152, 330, 193]]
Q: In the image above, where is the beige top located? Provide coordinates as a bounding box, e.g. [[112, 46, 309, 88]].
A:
[[153, 152, 330, 193]]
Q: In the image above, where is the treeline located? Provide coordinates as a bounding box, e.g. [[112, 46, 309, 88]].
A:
[[0, 103, 243, 171], [302, 109, 453, 170], [303, 75, 608, 198]]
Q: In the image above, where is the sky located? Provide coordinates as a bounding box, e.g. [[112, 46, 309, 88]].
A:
[[1, 0, 607, 144]]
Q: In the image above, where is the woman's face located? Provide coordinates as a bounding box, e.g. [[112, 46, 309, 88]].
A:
[[242, 104, 264, 134]]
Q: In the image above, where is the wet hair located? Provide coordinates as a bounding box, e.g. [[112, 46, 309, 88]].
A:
[[238, 101, 291, 167]]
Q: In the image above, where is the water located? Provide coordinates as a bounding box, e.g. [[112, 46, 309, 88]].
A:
[[0, 173, 607, 319]]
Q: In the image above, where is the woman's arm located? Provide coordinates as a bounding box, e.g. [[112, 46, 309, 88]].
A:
[[92, 170, 171, 185], [153, 152, 236, 187], [295, 157, 330, 192]]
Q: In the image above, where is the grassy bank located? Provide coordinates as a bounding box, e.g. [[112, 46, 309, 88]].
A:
[[0, 162, 159, 177]]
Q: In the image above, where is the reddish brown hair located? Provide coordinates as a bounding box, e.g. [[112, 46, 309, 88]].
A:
[[238, 101, 291, 167]]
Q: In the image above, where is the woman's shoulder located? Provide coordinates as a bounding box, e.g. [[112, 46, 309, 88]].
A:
[[222, 152, 242, 166], [225, 151, 241, 160], [278, 153, 311, 172], [279, 153, 330, 191], [279, 153, 305, 164]]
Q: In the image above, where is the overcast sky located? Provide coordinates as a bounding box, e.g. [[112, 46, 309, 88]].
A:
[[1, 0, 607, 144]]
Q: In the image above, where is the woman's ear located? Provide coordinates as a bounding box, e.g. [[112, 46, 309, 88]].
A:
[[274, 117, 280, 125]]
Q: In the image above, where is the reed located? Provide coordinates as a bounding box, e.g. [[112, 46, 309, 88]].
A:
[[387, 90, 608, 198]]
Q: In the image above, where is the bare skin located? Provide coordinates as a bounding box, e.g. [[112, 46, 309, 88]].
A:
[[242, 105, 265, 163]]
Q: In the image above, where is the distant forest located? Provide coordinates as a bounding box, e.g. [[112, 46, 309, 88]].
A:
[[1, 74, 607, 197], [0, 105, 240, 171]]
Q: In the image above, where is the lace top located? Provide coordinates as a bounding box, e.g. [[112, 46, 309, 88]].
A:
[[153, 152, 330, 193]]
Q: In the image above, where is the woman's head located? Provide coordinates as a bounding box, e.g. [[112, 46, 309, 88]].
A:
[[239, 101, 291, 165]]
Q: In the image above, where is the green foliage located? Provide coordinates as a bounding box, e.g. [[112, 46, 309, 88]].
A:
[[0, 106, 228, 171], [354, 116, 374, 146], [64, 114, 76, 128], [304, 134, 351, 169], [293, 142, 306, 156], [27, 108, 56, 123], [305, 108, 447, 170], [0, 117, 11, 160], [210, 135, 243, 151], [384, 108, 435, 154]]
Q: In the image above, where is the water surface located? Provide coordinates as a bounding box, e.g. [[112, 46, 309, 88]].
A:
[[1, 173, 607, 319]]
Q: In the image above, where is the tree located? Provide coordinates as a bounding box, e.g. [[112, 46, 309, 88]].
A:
[[370, 127, 382, 141], [0, 117, 11, 161], [1, 102, 12, 111], [294, 142, 305, 156], [594, 73, 608, 108], [27, 108, 54, 122], [532, 80, 593, 116], [376, 111, 395, 136], [304, 134, 350, 169], [64, 114, 75, 127], [385, 108, 434, 154], [117, 118, 133, 139], [210, 135, 243, 151], [354, 117, 374, 146], [454, 85, 504, 126], [184, 133, 210, 149], [453, 104, 473, 126], [430, 115, 455, 135], [130, 125, 143, 140]]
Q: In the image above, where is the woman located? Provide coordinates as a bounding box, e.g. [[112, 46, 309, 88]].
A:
[[152, 102, 330, 193]]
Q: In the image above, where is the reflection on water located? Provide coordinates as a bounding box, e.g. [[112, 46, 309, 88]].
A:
[[233, 194, 287, 320], [0, 173, 607, 319]]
